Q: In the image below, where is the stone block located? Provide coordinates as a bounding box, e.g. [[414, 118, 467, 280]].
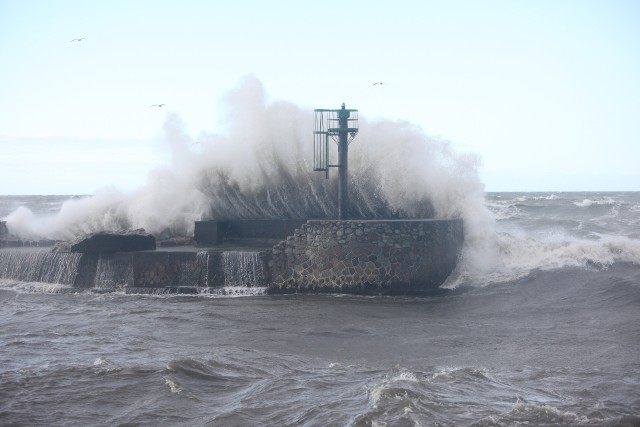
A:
[[53, 230, 156, 253]]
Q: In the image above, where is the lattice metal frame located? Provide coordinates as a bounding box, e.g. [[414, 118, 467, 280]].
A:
[[313, 108, 358, 177]]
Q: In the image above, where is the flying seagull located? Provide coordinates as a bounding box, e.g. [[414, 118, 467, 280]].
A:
[[70, 37, 86, 42], [373, 81, 384, 86], [149, 103, 166, 107]]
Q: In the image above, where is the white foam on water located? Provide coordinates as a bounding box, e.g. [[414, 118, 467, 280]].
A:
[[573, 197, 616, 207], [485, 200, 525, 220], [0, 280, 73, 294], [202, 286, 268, 297], [446, 230, 640, 288], [369, 368, 419, 407], [163, 377, 183, 395], [509, 401, 589, 425], [93, 357, 110, 366], [428, 366, 491, 383]]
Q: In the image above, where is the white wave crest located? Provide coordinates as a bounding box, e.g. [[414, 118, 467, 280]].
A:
[[451, 233, 640, 286], [369, 368, 419, 406], [573, 198, 616, 208], [429, 366, 490, 382], [93, 357, 110, 366], [485, 201, 524, 220]]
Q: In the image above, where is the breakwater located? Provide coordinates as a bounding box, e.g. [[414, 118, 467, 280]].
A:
[[268, 219, 463, 294], [0, 247, 266, 293], [0, 219, 463, 294]]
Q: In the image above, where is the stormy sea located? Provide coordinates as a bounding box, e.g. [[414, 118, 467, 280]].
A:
[[1, 191, 638, 426]]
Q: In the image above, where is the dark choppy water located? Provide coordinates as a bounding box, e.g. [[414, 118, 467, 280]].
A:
[[1, 192, 639, 426]]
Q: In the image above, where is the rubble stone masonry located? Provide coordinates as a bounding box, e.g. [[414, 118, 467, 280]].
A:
[[267, 219, 464, 294]]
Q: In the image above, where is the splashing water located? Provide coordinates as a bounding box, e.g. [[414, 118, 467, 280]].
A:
[[4, 76, 494, 271]]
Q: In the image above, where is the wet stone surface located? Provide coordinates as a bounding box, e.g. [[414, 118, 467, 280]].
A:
[[268, 219, 463, 294]]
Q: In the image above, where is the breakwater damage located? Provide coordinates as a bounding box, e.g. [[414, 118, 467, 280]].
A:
[[0, 218, 463, 295]]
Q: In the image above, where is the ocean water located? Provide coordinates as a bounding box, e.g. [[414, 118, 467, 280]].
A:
[[1, 192, 639, 426]]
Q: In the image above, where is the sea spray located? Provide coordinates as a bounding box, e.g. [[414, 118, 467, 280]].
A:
[[4, 76, 494, 271]]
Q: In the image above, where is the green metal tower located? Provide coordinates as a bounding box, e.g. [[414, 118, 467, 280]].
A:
[[313, 103, 359, 219]]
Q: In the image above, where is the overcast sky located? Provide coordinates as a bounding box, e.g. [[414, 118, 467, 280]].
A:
[[1, 0, 638, 194]]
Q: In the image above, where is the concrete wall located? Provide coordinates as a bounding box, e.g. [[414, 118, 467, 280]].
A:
[[89, 251, 210, 289], [267, 219, 464, 294], [194, 219, 307, 245], [80, 250, 267, 290], [194, 221, 226, 245]]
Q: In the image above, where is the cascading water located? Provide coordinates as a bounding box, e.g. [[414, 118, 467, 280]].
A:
[[93, 251, 212, 293], [206, 250, 267, 296], [195, 251, 210, 286], [222, 251, 264, 287], [93, 254, 134, 289], [0, 248, 82, 285]]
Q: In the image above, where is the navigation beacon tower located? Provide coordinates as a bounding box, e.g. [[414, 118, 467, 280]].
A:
[[313, 103, 359, 219]]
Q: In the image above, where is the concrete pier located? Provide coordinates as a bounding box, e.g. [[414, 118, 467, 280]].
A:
[[0, 219, 464, 294]]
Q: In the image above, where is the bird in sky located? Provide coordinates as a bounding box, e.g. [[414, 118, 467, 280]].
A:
[[70, 37, 86, 42], [373, 81, 384, 86], [149, 104, 166, 107]]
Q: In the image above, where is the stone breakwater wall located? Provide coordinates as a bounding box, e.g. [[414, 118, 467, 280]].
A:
[[0, 219, 463, 294], [267, 219, 464, 294]]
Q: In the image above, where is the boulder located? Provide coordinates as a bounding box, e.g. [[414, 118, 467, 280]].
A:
[[52, 229, 156, 253]]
